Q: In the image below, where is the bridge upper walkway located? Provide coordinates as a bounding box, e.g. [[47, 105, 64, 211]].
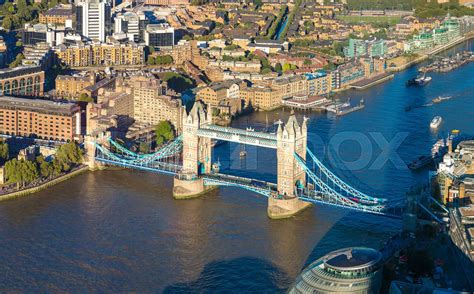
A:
[[197, 124, 277, 148]]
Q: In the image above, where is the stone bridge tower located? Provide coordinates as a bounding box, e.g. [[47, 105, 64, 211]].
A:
[[268, 112, 311, 219], [276, 112, 308, 197], [181, 101, 212, 175], [174, 101, 213, 199]]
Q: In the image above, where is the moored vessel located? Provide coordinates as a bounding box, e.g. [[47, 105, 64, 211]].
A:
[[430, 116, 443, 129]]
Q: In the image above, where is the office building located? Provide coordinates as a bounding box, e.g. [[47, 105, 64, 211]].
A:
[[0, 96, 81, 141], [289, 247, 383, 294], [75, 0, 111, 42], [39, 4, 74, 27], [144, 24, 175, 50], [114, 11, 149, 43]]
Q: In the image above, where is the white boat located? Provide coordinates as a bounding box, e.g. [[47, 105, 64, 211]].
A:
[[430, 116, 443, 129]]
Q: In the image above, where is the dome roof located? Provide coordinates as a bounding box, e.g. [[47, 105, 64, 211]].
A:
[[324, 247, 382, 271]]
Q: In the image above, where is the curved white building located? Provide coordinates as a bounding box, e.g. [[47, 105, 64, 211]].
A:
[[289, 247, 383, 294]]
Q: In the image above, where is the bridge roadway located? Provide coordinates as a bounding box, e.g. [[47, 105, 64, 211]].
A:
[[197, 125, 277, 149]]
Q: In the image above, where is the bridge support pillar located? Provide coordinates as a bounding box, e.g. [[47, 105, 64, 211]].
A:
[[267, 197, 311, 219], [173, 174, 214, 199]]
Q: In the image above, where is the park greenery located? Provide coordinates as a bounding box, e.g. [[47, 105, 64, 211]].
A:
[[346, 0, 474, 18], [162, 72, 194, 92], [147, 55, 174, 66], [154, 120, 175, 146], [4, 142, 83, 188], [78, 93, 93, 102], [0, 0, 68, 30]]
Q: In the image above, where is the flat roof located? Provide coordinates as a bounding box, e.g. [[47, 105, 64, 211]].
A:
[[0, 96, 79, 116], [459, 205, 474, 218]]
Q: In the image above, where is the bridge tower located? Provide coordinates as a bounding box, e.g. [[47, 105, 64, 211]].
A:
[[173, 101, 213, 199], [268, 112, 311, 219]]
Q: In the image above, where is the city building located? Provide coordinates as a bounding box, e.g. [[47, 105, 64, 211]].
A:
[[132, 78, 183, 130], [144, 24, 175, 50], [0, 96, 81, 141], [22, 23, 70, 47], [436, 140, 474, 204], [55, 40, 145, 67], [240, 85, 280, 111], [144, 0, 189, 5], [55, 74, 95, 99], [271, 75, 307, 100], [39, 4, 74, 27], [114, 11, 149, 43], [304, 71, 333, 96], [0, 36, 6, 68], [0, 66, 45, 96], [195, 79, 243, 115], [22, 43, 55, 70], [289, 247, 383, 293], [75, 0, 112, 42], [449, 204, 474, 286], [344, 38, 387, 58]]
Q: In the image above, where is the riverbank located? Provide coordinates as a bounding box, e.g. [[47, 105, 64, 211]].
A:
[[0, 166, 89, 202], [387, 33, 474, 72]]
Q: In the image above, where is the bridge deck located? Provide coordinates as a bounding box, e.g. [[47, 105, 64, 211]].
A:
[[197, 125, 277, 148]]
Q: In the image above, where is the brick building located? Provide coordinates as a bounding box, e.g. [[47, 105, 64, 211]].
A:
[[0, 96, 81, 141]]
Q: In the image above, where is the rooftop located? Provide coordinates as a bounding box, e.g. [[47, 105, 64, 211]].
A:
[[323, 247, 382, 271], [0, 96, 79, 116]]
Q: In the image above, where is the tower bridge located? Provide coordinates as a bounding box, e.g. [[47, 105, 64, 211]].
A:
[[88, 102, 401, 219]]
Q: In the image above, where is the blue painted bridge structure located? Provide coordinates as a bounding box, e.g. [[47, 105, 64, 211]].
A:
[[90, 104, 404, 219]]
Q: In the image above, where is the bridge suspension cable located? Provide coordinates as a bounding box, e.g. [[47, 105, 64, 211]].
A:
[[305, 148, 387, 204]]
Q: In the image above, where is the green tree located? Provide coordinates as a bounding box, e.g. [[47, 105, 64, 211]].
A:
[[55, 142, 83, 171], [162, 72, 194, 92], [9, 53, 25, 68], [261, 68, 272, 74], [155, 120, 175, 146], [36, 155, 53, 179], [147, 56, 156, 65], [139, 142, 150, 153], [303, 59, 312, 66], [78, 93, 93, 102], [275, 63, 282, 72], [0, 142, 9, 162]]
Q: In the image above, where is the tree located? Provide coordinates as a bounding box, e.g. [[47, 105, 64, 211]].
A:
[[139, 142, 150, 153], [147, 56, 156, 65], [275, 63, 282, 73], [78, 93, 93, 102], [55, 142, 83, 172], [162, 72, 194, 92], [155, 120, 175, 146], [0, 142, 8, 162], [261, 68, 272, 74], [283, 63, 291, 72], [37, 155, 53, 179], [303, 59, 312, 66], [9, 53, 24, 68]]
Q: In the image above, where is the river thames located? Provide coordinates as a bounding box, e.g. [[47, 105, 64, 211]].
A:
[[1, 41, 473, 292]]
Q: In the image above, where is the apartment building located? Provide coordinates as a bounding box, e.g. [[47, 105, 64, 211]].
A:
[[132, 79, 183, 131], [0, 96, 81, 141]]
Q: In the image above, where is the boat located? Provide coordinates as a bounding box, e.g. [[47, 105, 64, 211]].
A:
[[406, 72, 432, 86], [430, 116, 442, 129], [408, 155, 433, 170], [431, 139, 447, 161], [212, 160, 221, 173], [432, 95, 452, 104]]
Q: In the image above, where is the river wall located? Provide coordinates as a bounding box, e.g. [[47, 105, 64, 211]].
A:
[[0, 166, 89, 202]]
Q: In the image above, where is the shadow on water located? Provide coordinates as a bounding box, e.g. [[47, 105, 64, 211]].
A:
[[163, 257, 291, 293]]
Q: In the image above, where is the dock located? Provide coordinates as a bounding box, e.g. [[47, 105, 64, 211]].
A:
[[350, 73, 394, 90], [322, 99, 366, 116]]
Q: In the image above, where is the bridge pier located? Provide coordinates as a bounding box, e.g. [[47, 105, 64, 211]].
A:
[[173, 173, 214, 199], [267, 196, 311, 219]]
